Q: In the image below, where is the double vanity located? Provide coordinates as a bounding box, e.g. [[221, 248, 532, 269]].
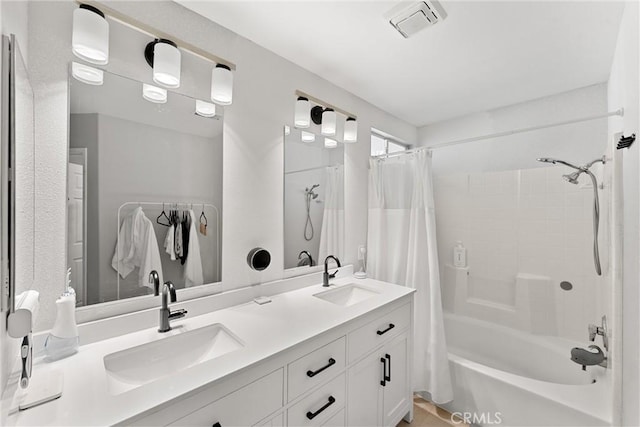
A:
[[9, 269, 415, 426]]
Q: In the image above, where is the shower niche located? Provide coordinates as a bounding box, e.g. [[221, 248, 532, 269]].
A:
[[283, 126, 344, 270]]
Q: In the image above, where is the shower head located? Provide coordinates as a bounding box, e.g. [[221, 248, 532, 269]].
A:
[[536, 157, 583, 171], [537, 157, 557, 164], [563, 172, 581, 185]]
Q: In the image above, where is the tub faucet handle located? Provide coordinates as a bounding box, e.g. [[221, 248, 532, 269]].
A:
[[588, 315, 608, 351]]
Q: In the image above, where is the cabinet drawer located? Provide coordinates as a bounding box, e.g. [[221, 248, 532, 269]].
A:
[[348, 303, 410, 363], [288, 337, 346, 401], [321, 408, 345, 427], [170, 368, 283, 426], [287, 373, 345, 427]]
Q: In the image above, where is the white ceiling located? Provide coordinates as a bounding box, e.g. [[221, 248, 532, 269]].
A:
[[177, 1, 625, 127]]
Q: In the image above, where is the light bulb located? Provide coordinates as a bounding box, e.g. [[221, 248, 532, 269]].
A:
[[211, 64, 233, 105], [153, 40, 181, 88], [72, 4, 109, 65], [344, 117, 357, 143], [71, 62, 103, 85], [142, 83, 167, 104], [321, 108, 336, 136], [295, 96, 310, 128]]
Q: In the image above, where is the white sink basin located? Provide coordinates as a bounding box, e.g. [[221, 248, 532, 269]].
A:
[[104, 323, 243, 395], [313, 284, 380, 307]]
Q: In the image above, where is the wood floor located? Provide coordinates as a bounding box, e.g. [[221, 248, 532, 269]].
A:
[[397, 396, 468, 427]]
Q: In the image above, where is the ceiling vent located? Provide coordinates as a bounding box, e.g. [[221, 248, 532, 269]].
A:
[[386, 1, 447, 39]]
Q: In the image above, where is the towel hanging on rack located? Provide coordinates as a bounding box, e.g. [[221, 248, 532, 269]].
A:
[[111, 207, 163, 288]]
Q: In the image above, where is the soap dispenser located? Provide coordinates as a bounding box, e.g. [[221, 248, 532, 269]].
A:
[[44, 268, 79, 361], [453, 241, 467, 268]]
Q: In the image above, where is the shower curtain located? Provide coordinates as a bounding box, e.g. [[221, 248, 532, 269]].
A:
[[319, 165, 344, 262], [367, 150, 453, 404]]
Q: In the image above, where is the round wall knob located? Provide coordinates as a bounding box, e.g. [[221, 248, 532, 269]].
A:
[[247, 247, 271, 271]]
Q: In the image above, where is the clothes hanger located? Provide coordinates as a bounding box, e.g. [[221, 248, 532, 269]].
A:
[[199, 205, 208, 226], [156, 203, 171, 227]]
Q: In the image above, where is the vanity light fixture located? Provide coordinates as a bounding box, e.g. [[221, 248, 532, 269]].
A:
[[145, 39, 181, 88], [211, 64, 233, 105], [301, 131, 315, 143], [72, 4, 109, 65], [344, 117, 357, 143], [295, 96, 311, 128], [284, 125, 291, 136], [71, 62, 104, 85], [195, 100, 216, 117], [321, 108, 337, 136], [324, 137, 338, 148], [142, 83, 167, 104]]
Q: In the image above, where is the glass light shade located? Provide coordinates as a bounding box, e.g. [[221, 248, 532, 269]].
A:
[[301, 131, 315, 143], [195, 100, 216, 117], [321, 109, 337, 136], [72, 6, 109, 65], [153, 42, 181, 88], [211, 64, 233, 105], [71, 62, 103, 85], [324, 138, 337, 148], [142, 83, 167, 104], [344, 117, 357, 143], [294, 97, 310, 128]]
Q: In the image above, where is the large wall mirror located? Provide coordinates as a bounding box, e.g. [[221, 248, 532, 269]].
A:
[[283, 126, 344, 271], [68, 69, 222, 306]]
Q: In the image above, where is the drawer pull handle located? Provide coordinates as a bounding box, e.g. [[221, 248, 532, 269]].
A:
[[385, 353, 391, 382], [377, 323, 395, 335], [212, 423, 222, 427], [306, 358, 336, 378], [380, 357, 387, 386], [306, 396, 336, 420]]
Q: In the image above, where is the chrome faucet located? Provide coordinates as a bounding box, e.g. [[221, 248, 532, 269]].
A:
[[298, 250, 314, 267], [323, 255, 341, 287], [149, 271, 187, 332]]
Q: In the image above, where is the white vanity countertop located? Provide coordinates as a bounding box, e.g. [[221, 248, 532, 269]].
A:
[[10, 276, 414, 426]]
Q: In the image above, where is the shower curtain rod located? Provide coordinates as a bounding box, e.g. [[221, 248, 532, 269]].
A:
[[377, 109, 624, 159]]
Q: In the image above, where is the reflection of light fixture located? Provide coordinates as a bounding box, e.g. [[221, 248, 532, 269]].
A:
[[142, 83, 167, 104], [301, 131, 315, 143], [211, 64, 233, 105], [145, 39, 181, 88], [71, 62, 103, 85], [72, 4, 109, 65], [344, 117, 357, 143], [295, 96, 310, 128], [321, 108, 336, 136], [324, 137, 337, 148], [195, 99, 216, 117]]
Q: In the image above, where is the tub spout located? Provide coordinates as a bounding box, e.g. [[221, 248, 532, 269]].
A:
[[571, 345, 607, 370]]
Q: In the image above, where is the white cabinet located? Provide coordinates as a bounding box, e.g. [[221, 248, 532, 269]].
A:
[[382, 332, 410, 426], [169, 369, 283, 426], [130, 298, 412, 427], [347, 331, 411, 427]]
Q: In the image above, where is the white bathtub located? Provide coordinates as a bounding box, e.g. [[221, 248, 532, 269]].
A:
[[441, 313, 612, 426]]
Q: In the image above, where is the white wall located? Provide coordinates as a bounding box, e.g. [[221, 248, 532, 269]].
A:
[[419, 84, 609, 176], [607, 2, 640, 426], [25, 0, 416, 333], [435, 164, 609, 342]]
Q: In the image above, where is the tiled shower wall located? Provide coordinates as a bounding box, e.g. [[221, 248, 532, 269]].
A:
[[434, 164, 610, 342]]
